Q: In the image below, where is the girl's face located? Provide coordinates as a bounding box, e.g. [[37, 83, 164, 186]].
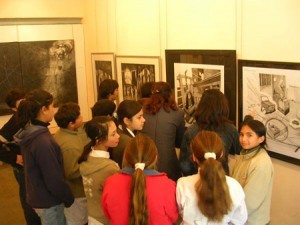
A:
[[43, 102, 56, 123], [110, 88, 119, 101], [103, 121, 120, 148], [239, 125, 265, 150], [126, 109, 145, 131]]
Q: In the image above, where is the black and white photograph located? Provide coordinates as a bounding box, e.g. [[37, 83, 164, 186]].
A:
[[174, 63, 224, 126], [239, 60, 300, 165], [0, 39, 78, 116], [165, 50, 237, 124], [116, 56, 160, 101], [91, 53, 116, 101]]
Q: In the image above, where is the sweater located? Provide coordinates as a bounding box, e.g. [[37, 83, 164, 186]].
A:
[[79, 150, 119, 224], [231, 147, 274, 225], [102, 169, 178, 225]]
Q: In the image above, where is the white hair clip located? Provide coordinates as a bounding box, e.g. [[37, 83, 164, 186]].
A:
[[135, 163, 145, 171], [204, 152, 216, 160]]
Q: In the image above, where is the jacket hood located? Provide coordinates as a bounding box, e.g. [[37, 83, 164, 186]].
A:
[[14, 125, 49, 147]]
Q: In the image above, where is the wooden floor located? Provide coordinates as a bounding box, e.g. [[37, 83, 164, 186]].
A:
[[0, 163, 26, 225]]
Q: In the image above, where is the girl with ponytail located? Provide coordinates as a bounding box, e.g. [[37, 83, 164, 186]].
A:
[[102, 134, 178, 225], [176, 130, 247, 225], [14, 89, 74, 225], [78, 116, 120, 225]]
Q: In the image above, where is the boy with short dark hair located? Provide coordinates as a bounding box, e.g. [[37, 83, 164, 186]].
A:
[[54, 102, 89, 225]]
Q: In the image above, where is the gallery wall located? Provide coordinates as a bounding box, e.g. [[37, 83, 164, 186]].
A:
[[0, 0, 300, 224]]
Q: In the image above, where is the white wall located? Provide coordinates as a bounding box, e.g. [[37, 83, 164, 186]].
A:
[[0, 0, 300, 224]]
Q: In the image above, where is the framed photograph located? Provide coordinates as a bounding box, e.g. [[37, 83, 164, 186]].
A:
[[166, 50, 236, 126], [116, 56, 160, 102], [91, 53, 116, 101], [238, 59, 300, 165]]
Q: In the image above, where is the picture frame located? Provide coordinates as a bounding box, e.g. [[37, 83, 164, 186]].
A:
[[165, 50, 237, 126], [91, 53, 116, 101], [116, 56, 160, 102], [238, 59, 300, 166]]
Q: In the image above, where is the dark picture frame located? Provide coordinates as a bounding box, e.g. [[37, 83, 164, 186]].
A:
[[91, 53, 116, 101], [116, 56, 160, 102], [165, 49, 237, 125], [238, 59, 300, 166]]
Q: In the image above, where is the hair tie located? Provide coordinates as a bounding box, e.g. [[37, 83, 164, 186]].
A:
[[135, 163, 145, 171], [204, 152, 216, 160]]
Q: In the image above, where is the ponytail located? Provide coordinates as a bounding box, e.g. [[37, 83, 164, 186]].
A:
[[191, 130, 233, 222], [123, 134, 157, 225], [129, 169, 149, 225], [196, 158, 232, 222], [16, 89, 53, 128]]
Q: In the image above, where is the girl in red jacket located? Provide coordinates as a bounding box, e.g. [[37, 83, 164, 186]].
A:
[[102, 134, 178, 225]]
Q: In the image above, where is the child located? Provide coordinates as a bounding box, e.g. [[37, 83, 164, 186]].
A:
[[111, 100, 145, 167], [0, 88, 41, 225], [102, 134, 178, 225], [232, 117, 274, 225], [177, 130, 247, 225], [78, 116, 120, 225], [15, 89, 74, 225], [54, 102, 89, 225], [98, 79, 119, 101]]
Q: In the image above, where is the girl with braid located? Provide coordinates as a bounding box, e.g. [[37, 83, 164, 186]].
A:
[[102, 134, 178, 225], [176, 131, 247, 225]]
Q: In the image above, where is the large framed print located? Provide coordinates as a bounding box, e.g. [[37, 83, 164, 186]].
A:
[[91, 53, 116, 101], [238, 59, 300, 165], [116, 56, 160, 102], [166, 50, 236, 126]]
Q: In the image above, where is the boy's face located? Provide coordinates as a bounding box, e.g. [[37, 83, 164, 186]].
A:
[[71, 114, 83, 130]]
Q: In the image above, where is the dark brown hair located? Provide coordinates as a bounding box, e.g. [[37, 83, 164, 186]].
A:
[[143, 82, 178, 114], [191, 130, 232, 222], [194, 89, 231, 131]]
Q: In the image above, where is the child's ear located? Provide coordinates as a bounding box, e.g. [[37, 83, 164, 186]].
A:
[[124, 117, 130, 126], [258, 135, 265, 144]]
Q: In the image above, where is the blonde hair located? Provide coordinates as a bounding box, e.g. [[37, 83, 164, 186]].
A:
[[191, 130, 232, 222], [122, 134, 157, 225]]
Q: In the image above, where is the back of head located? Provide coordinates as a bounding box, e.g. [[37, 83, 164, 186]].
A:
[[98, 79, 119, 100], [91, 99, 116, 117], [123, 134, 157, 225], [54, 102, 80, 128], [17, 89, 53, 128], [143, 81, 178, 114], [140, 82, 154, 98], [5, 88, 26, 108], [194, 89, 230, 130], [78, 116, 112, 163], [191, 130, 232, 222]]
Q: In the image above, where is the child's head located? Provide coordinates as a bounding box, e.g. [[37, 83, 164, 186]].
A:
[[85, 116, 119, 148], [190, 130, 232, 222], [122, 134, 157, 169], [240, 119, 266, 150], [17, 89, 54, 127], [98, 79, 119, 101], [194, 89, 229, 130], [117, 100, 145, 133], [91, 99, 116, 117], [79, 116, 119, 163], [54, 102, 82, 129], [5, 88, 26, 110], [140, 82, 154, 98]]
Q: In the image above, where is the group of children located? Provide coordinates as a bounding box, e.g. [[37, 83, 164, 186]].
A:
[[0, 81, 274, 225]]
